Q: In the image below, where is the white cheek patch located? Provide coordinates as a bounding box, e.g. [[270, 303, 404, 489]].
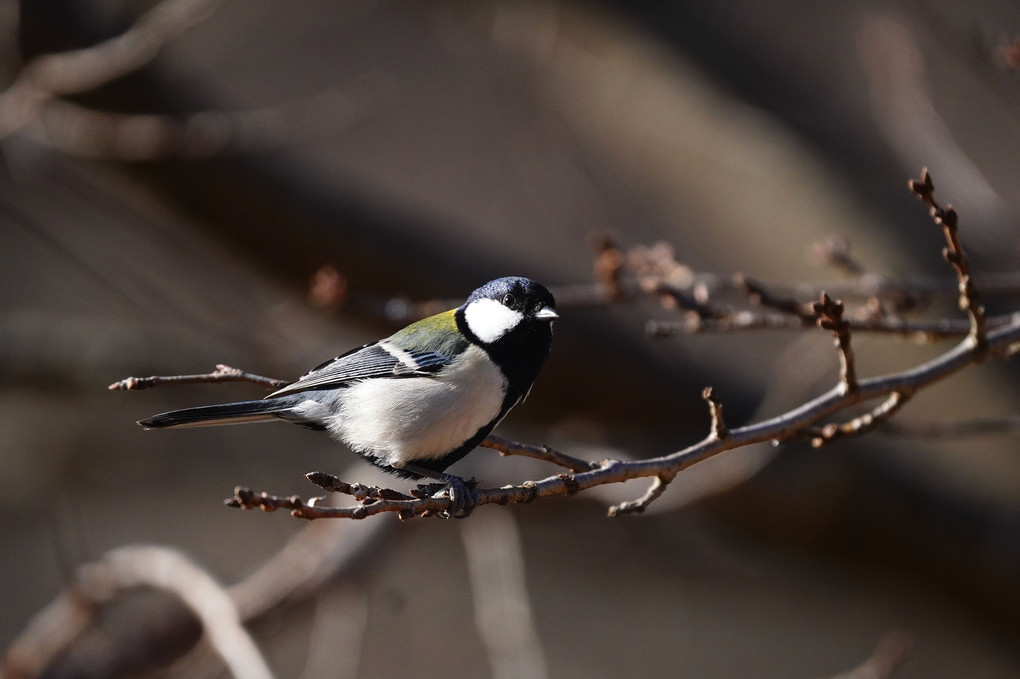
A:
[[464, 298, 523, 344]]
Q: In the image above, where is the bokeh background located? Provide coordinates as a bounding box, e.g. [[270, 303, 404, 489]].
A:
[[2, 1, 1019, 677]]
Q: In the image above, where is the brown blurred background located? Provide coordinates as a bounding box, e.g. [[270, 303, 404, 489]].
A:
[[1, 1, 1019, 677]]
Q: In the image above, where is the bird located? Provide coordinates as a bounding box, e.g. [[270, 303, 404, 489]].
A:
[[138, 277, 558, 515]]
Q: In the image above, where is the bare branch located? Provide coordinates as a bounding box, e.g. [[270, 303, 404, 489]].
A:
[[813, 293, 857, 392], [480, 434, 598, 473], [648, 312, 1014, 340], [808, 391, 910, 448], [909, 168, 987, 350], [640, 277, 727, 319], [606, 475, 673, 517], [736, 273, 816, 322], [304, 472, 415, 501], [647, 310, 804, 336], [702, 386, 729, 440], [109, 364, 288, 391], [2, 546, 273, 679], [24, 83, 382, 160], [356, 249, 1020, 332], [0, 0, 225, 140], [3, 485, 388, 676]]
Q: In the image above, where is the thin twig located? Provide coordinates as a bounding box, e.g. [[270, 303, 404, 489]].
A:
[[647, 311, 804, 335], [605, 475, 673, 517], [814, 293, 857, 393], [702, 387, 729, 440], [640, 277, 728, 319], [909, 168, 987, 350], [108, 364, 289, 391], [808, 391, 910, 447], [479, 434, 598, 473], [647, 312, 1013, 339], [304, 472, 415, 501], [736, 273, 816, 322]]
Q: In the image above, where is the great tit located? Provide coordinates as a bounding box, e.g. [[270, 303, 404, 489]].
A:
[[138, 277, 557, 507]]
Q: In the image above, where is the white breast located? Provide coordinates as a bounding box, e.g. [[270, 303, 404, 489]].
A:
[[323, 344, 507, 468]]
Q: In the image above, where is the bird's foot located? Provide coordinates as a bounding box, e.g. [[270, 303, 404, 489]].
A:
[[401, 464, 479, 518], [411, 476, 478, 518], [438, 474, 479, 519]]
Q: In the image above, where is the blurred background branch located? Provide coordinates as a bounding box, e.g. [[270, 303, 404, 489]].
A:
[[0, 0, 224, 139]]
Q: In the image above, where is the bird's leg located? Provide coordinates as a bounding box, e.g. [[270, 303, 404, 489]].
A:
[[440, 474, 479, 519], [400, 464, 479, 518]]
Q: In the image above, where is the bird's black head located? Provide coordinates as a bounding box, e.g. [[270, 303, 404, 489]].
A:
[[456, 277, 557, 397], [458, 277, 557, 345]]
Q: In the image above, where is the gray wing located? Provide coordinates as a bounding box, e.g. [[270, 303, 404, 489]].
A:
[[267, 341, 450, 398]]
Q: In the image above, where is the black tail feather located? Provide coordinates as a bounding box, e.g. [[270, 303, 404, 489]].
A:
[[138, 399, 290, 429]]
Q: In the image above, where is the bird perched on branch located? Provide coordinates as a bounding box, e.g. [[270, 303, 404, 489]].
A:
[[138, 277, 558, 516]]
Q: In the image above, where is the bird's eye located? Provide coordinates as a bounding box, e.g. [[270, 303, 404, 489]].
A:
[[502, 293, 516, 307]]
